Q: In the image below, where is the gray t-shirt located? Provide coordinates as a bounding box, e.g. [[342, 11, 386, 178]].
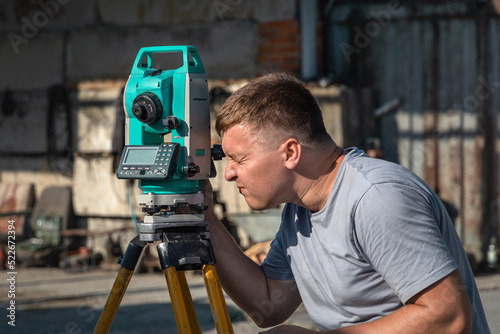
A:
[[261, 148, 490, 332]]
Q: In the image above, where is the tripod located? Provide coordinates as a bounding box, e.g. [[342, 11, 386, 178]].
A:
[[93, 213, 234, 334]]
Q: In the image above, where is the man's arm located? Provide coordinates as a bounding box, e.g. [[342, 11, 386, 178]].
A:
[[204, 181, 302, 327], [334, 269, 472, 333], [260, 269, 472, 334]]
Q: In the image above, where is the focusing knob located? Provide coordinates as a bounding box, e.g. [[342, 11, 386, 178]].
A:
[[132, 92, 163, 124], [180, 163, 200, 177], [163, 115, 179, 130]]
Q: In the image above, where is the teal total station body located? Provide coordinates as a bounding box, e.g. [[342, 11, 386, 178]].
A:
[[119, 46, 213, 195]]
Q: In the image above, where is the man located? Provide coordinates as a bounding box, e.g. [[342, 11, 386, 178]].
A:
[[204, 73, 490, 333]]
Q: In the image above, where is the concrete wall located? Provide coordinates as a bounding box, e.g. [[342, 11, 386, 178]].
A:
[[0, 0, 297, 90]]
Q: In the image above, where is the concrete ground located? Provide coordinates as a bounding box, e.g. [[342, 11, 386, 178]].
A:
[[0, 262, 313, 334], [0, 265, 499, 333]]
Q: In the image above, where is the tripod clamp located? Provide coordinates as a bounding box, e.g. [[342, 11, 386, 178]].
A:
[[139, 214, 215, 270]]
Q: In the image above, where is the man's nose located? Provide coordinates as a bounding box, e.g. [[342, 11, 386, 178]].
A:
[[224, 162, 236, 182]]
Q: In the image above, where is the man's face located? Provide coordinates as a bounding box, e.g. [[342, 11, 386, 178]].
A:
[[221, 124, 290, 211]]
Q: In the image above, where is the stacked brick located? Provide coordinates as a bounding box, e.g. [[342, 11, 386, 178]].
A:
[[258, 20, 301, 76]]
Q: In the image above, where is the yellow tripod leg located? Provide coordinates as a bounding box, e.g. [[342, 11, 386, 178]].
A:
[[94, 236, 145, 334], [165, 266, 202, 334], [203, 264, 234, 334], [93, 267, 134, 334]]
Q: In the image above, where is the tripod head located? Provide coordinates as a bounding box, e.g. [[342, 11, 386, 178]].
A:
[[116, 46, 223, 217]]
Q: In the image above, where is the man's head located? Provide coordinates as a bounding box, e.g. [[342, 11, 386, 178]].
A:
[[216, 73, 333, 211], [215, 73, 330, 147]]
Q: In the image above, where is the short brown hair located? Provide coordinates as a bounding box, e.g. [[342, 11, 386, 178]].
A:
[[215, 73, 330, 145]]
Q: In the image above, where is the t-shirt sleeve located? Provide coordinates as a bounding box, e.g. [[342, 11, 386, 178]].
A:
[[260, 215, 295, 280], [353, 183, 458, 304]]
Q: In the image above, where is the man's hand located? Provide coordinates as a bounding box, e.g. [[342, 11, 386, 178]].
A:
[[202, 179, 216, 219], [259, 325, 316, 334]]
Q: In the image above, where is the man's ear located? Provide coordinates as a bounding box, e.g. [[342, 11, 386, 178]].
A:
[[283, 138, 301, 170]]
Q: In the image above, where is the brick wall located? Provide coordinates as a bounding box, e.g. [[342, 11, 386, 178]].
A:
[[258, 20, 301, 76], [258, 19, 324, 77]]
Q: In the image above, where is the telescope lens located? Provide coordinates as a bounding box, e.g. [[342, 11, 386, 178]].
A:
[[132, 92, 163, 124]]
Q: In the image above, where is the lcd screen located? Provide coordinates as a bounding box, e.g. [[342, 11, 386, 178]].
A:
[[124, 148, 158, 164]]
